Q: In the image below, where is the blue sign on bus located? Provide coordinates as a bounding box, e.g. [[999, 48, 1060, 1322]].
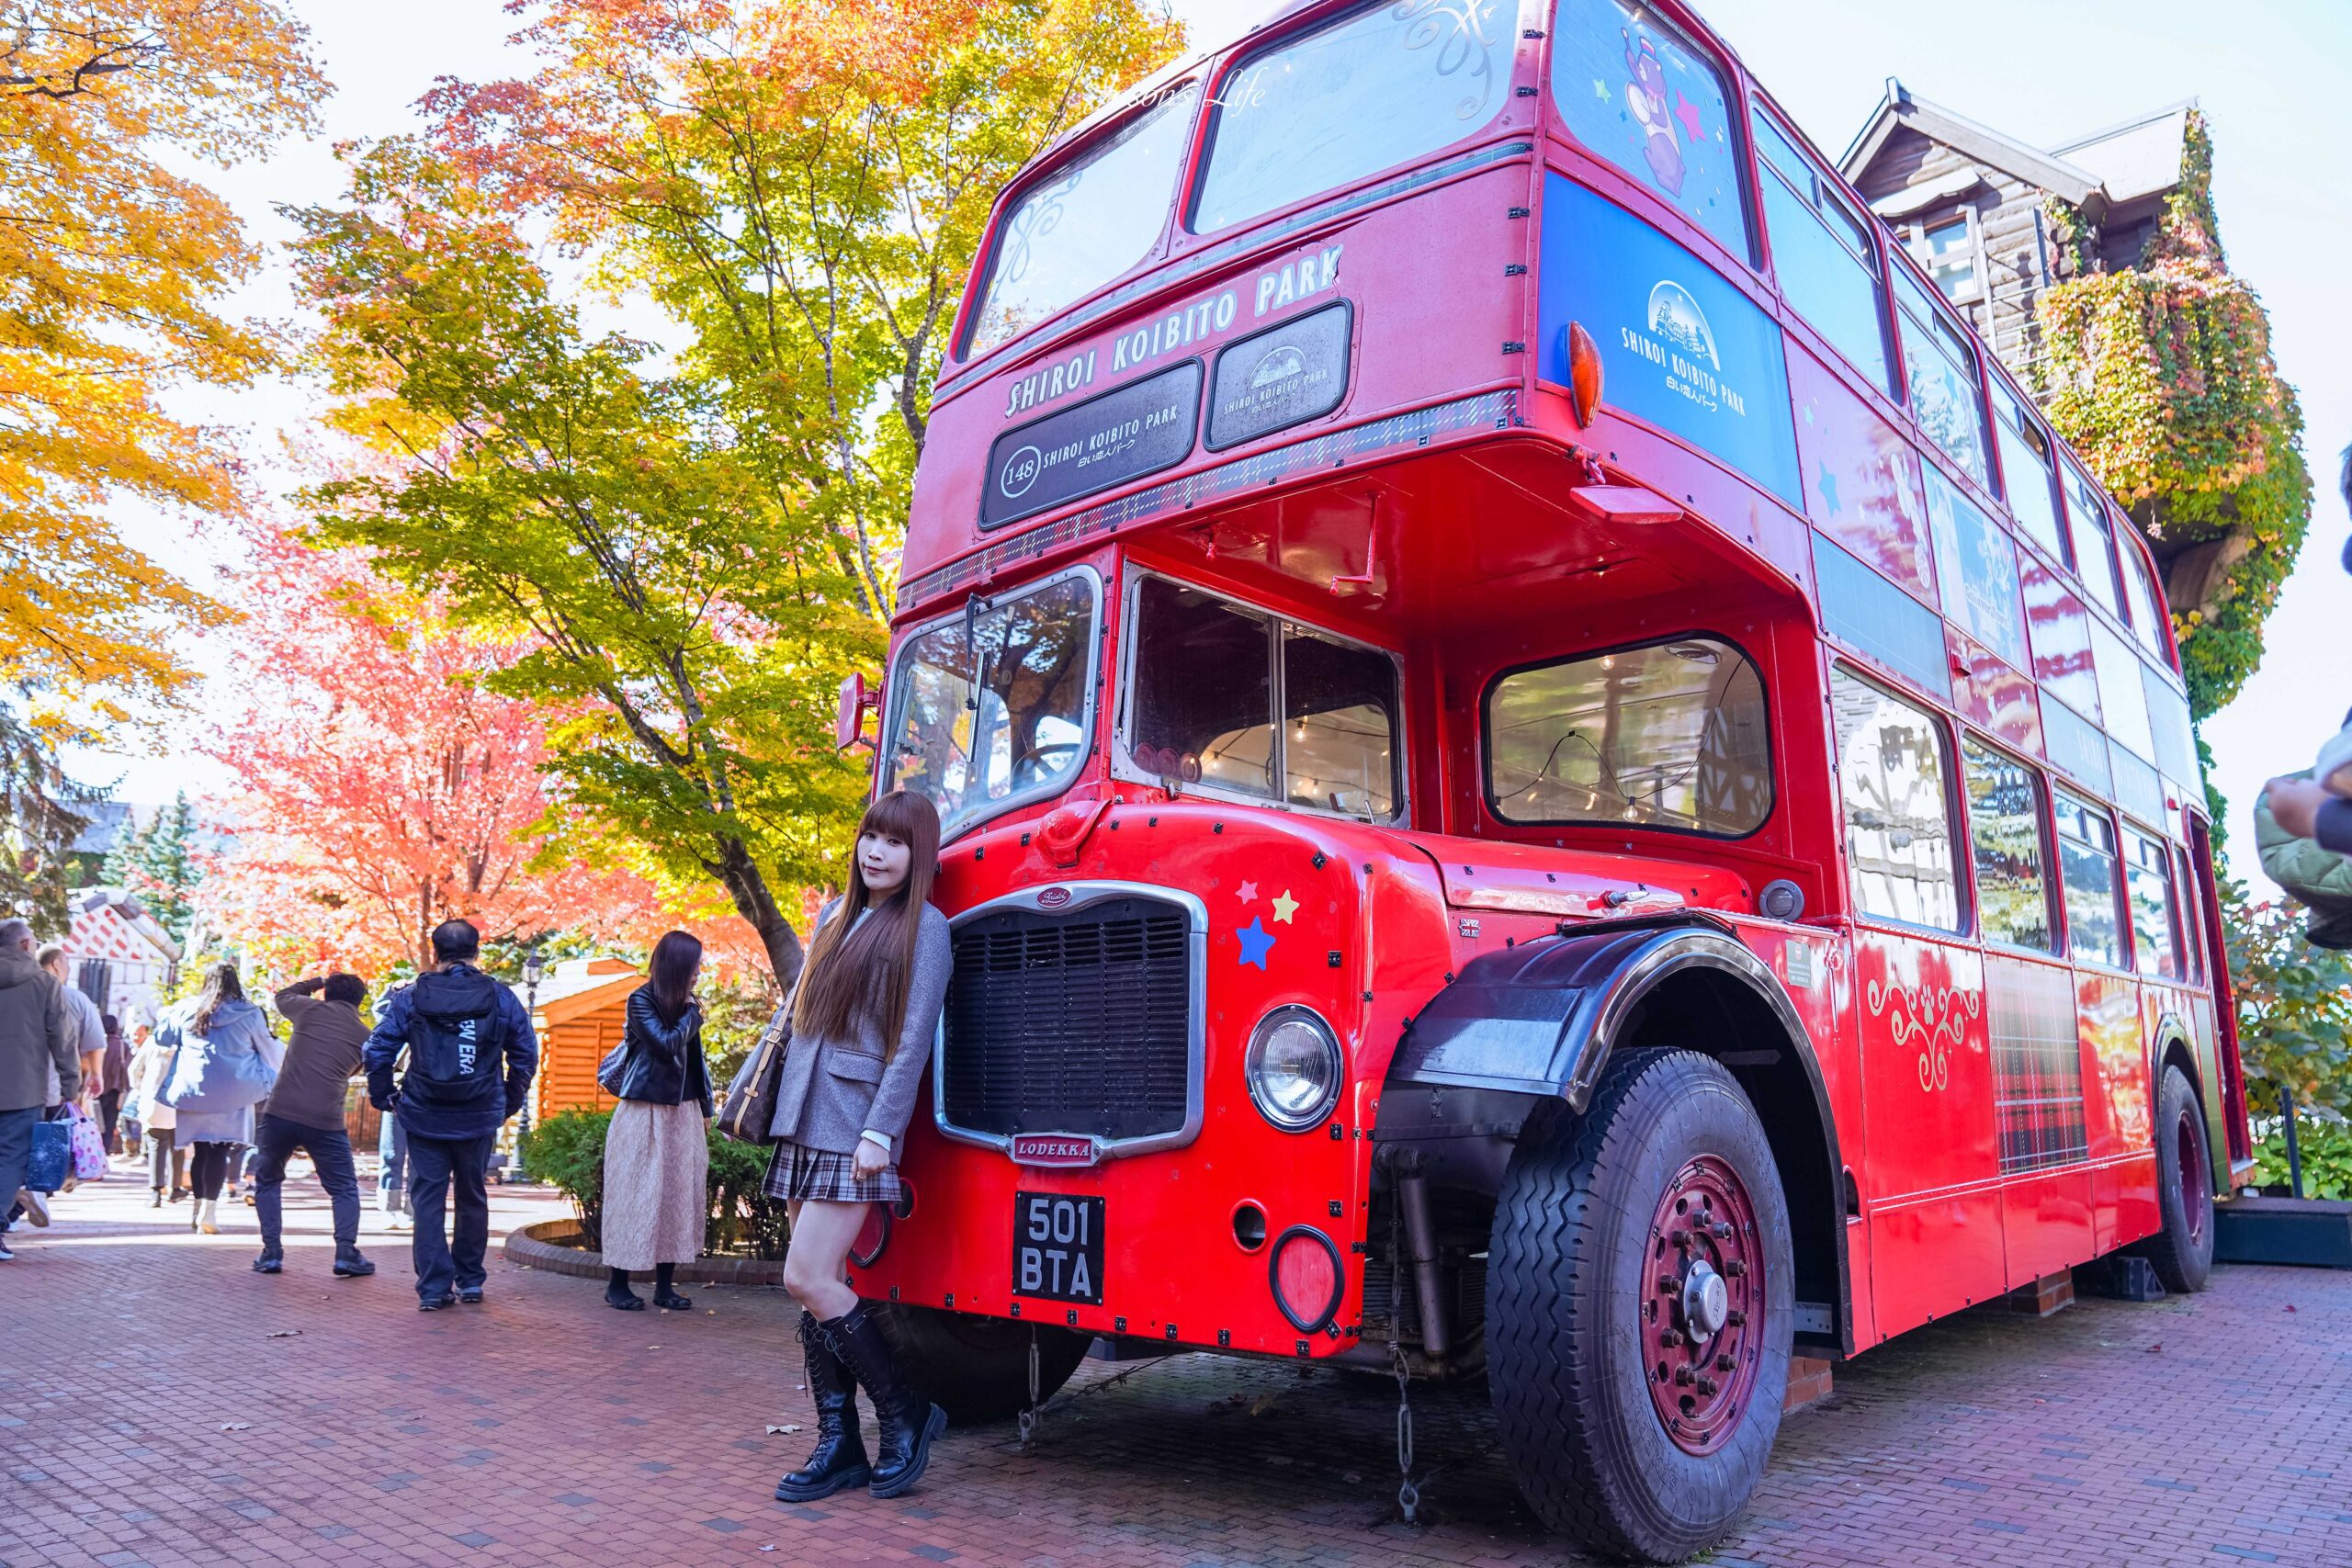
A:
[[1538, 175, 1800, 508]]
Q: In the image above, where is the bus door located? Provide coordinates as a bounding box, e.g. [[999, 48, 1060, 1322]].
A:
[[1830, 670, 2004, 1337], [2184, 818, 2251, 1167], [1957, 738, 2095, 1289]]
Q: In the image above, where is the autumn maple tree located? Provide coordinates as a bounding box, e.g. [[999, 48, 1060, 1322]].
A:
[[0, 2, 323, 717], [198, 526, 717, 976], [292, 0, 1182, 984]]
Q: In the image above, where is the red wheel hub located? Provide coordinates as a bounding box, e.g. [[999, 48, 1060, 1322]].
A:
[[1642, 1155, 1764, 1456], [2177, 1107, 2211, 1246]]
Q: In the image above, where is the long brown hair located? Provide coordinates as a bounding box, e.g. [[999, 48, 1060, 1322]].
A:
[[792, 790, 941, 1058], [191, 962, 244, 1035]]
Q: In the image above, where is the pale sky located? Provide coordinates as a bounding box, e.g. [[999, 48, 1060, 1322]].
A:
[[71, 0, 2350, 899]]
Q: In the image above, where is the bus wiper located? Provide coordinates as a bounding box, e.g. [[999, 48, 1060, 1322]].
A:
[[964, 592, 991, 710]]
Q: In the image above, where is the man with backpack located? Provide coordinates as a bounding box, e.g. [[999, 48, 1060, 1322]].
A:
[[363, 920, 538, 1310]]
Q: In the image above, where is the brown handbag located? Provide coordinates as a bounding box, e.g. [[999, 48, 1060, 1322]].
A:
[[714, 1006, 791, 1144]]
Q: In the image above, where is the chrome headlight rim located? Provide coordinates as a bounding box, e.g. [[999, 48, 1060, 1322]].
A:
[[1243, 1004, 1344, 1132]]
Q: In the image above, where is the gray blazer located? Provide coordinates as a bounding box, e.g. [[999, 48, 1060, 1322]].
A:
[[767, 901, 953, 1157]]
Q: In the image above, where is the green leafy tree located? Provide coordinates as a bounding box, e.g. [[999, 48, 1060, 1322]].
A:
[[2224, 886, 2352, 1122]]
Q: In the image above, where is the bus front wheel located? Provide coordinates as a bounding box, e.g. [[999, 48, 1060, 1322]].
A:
[[868, 1301, 1091, 1425], [1487, 1048, 1794, 1563]]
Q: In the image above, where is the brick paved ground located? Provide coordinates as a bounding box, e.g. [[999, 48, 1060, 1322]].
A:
[[6, 1163, 2349, 1568]]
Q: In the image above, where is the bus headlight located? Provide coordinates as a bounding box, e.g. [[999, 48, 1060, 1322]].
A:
[[1245, 1007, 1343, 1131]]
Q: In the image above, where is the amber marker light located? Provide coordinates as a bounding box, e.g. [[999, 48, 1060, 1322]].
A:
[[1566, 321, 1604, 428]]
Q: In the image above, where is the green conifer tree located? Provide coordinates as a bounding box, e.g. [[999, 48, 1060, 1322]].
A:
[[99, 805, 152, 892], [134, 792, 201, 942]]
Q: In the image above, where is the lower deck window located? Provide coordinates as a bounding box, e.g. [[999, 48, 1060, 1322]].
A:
[[2053, 791, 2124, 969], [1487, 638, 1770, 834], [1125, 575, 1399, 821]]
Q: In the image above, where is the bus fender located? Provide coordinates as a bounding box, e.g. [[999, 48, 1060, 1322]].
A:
[[1385, 910, 1853, 1354]]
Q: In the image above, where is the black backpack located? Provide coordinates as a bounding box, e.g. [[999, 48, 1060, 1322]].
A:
[[402, 967, 508, 1110]]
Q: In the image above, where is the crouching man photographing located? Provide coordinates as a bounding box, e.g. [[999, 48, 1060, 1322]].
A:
[[363, 919, 537, 1310]]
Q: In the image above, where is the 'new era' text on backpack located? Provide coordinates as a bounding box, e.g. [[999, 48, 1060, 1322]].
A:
[[403, 968, 509, 1110]]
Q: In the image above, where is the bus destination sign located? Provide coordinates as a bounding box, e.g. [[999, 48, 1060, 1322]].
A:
[[1205, 300, 1351, 451], [982, 359, 1203, 530]]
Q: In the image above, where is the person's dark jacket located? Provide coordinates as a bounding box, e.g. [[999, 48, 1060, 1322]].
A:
[[0, 949, 74, 1113], [610, 987, 712, 1115], [2319, 796, 2352, 855], [360, 963, 538, 1141]]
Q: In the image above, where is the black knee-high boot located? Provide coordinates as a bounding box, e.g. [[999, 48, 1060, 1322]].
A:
[[775, 1310, 871, 1501], [819, 1303, 945, 1498]]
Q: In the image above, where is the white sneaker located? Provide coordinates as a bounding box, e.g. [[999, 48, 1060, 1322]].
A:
[[386, 1214, 412, 1232], [17, 1189, 49, 1228], [198, 1199, 219, 1235]]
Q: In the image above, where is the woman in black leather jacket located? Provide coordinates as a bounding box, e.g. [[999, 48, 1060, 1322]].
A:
[[599, 931, 712, 1311]]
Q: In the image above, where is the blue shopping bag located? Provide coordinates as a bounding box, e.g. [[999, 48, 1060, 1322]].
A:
[[24, 1118, 70, 1194]]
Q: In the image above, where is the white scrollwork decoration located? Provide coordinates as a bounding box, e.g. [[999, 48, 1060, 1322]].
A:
[[1389, 0, 1498, 122], [1864, 977, 1982, 1094]]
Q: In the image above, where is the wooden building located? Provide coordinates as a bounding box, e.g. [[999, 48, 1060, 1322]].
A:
[[1839, 81, 2195, 378], [525, 957, 644, 1123]]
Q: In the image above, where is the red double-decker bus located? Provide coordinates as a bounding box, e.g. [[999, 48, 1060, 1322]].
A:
[[841, 0, 2251, 1557]]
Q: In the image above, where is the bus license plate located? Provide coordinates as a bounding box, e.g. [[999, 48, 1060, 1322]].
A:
[[1012, 1191, 1104, 1306]]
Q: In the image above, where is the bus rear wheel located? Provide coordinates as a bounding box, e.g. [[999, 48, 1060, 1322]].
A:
[[868, 1301, 1091, 1425], [1487, 1048, 1794, 1563], [2135, 1065, 2214, 1294]]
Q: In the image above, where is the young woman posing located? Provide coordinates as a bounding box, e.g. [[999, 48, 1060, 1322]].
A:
[[768, 790, 953, 1504]]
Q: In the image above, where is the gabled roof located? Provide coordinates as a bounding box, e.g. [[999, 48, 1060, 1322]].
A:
[[1840, 77, 2109, 218], [2051, 100, 2198, 206], [520, 956, 641, 1028]]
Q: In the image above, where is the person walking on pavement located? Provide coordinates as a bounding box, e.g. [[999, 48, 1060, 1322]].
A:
[[363, 919, 537, 1311], [129, 1021, 187, 1206], [378, 1104, 412, 1231], [0, 918, 76, 1261], [156, 963, 282, 1235], [599, 931, 712, 1313], [251, 974, 376, 1279], [770, 790, 953, 1505], [39, 943, 104, 1121], [97, 1013, 130, 1156]]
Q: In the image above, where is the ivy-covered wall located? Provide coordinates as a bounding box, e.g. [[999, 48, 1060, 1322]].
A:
[[2036, 112, 2312, 722]]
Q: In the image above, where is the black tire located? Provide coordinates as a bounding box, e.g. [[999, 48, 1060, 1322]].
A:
[[1487, 1048, 1794, 1564], [868, 1301, 1090, 1425], [2135, 1065, 2215, 1294]]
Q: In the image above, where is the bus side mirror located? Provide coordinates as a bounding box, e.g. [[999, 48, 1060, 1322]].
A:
[[836, 671, 876, 751]]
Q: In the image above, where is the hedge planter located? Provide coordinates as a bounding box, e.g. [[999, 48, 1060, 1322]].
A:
[[504, 1217, 789, 1288]]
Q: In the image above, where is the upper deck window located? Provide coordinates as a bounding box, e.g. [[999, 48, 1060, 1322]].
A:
[[1551, 0, 1748, 259], [2061, 457, 2123, 614], [1891, 263, 1990, 490], [1191, 0, 1510, 235], [2119, 534, 2171, 662], [1487, 637, 1771, 836], [1988, 378, 2067, 568], [1750, 105, 1889, 395], [884, 570, 1099, 835], [1123, 575, 1401, 821], [965, 85, 1199, 359]]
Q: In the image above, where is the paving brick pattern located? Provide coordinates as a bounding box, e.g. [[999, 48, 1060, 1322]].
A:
[[5, 1169, 2349, 1567]]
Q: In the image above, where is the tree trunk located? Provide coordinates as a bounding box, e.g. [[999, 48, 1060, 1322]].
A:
[[708, 834, 805, 991]]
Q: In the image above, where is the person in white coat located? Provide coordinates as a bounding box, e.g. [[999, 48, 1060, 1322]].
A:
[[155, 964, 281, 1235]]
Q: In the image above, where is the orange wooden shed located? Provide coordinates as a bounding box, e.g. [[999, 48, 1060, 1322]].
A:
[[526, 957, 645, 1122]]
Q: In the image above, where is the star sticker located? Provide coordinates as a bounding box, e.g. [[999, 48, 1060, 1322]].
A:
[[1817, 464, 1842, 516], [1237, 918, 1275, 971], [1672, 91, 1706, 146], [1237, 880, 1259, 904], [1271, 889, 1299, 925], [1592, 77, 1611, 104]]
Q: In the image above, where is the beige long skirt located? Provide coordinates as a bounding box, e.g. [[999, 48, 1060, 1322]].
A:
[[601, 1099, 709, 1271]]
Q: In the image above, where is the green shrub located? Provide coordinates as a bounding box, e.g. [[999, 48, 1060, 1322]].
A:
[[520, 1104, 788, 1260], [2251, 1115, 2352, 1201]]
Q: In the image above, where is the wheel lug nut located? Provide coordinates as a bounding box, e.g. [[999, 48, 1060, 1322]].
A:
[[1658, 1275, 1681, 1292], [1669, 1228, 1690, 1248], [1675, 1365, 1695, 1386], [1715, 1353, 1736, 1371], [1725, 1309, 1746, 1327], [1711, 1222, 1734, 1239], [1659, 1328, 1682, 1348], [1696, 1376, 1718, 1396], [1723, 1258, 1747, 1278]]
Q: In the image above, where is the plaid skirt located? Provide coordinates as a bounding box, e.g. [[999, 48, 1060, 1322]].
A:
[[763, 1138, 904, 1206]]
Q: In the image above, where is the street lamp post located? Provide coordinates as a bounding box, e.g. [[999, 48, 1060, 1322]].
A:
[[516, 945, 546, 1182]]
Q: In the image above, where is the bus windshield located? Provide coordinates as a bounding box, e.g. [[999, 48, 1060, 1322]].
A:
[[966, 85, 1199, 359], [885, 572, 1099, 832]]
